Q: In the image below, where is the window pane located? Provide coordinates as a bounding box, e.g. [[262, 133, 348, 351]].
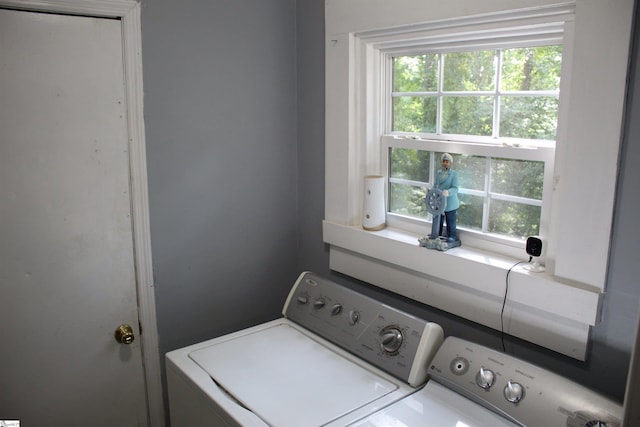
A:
[[389, 182, 427, 218], [500, 46, 562, 92], [491, 158, 544, 199], [443, 50, 496, 91], [390, 148, 430, 181], [457, 194, 483, 231], [393, 54, 438, 92], [489, 200, 541, 238], [500, 96, 558, 140], [455, 155, 486, 191], [393, 96, 437, 132], [442, 96, 493, 136]]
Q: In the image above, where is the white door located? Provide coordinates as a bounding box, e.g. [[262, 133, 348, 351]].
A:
[[0, 8, 149, 426]]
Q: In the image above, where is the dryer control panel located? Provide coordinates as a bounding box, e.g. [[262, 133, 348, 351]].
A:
[[429, 336, 623, 427], [283, 272, 443, 387]]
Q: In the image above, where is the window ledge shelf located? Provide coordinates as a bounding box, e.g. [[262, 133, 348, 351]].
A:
[[323, 220, 601, 360]]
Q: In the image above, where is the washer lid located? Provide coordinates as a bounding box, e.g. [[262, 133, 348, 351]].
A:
[[189, 323, 398, 427]]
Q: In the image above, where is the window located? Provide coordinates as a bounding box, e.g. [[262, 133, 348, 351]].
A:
[[386, 44, 561, 245], [324, 0, 633, 359]]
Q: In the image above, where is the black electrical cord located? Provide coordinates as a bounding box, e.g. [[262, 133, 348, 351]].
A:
[[500, 256, 533, 352]]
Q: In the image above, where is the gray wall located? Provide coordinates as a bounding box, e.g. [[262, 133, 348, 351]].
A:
[[296, 0, 329, 274], [141, 0, 639, 422], [142, 0, 298, 357]]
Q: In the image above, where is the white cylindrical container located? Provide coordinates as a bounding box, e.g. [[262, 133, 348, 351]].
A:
[[362, 175, 386, 231]]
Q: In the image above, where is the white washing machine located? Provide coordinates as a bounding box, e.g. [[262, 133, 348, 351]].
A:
[[351, 336, 624, 427], [166, 272, 444, 427]]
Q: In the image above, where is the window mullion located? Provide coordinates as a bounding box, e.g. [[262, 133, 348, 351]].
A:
[[493, 49, 502, 138], [385, 54, 393, 133], [429, 151, 435, 187], [482, 157, 492, 233], [490, 192, 543, 206], [436, 53, 443, 134]]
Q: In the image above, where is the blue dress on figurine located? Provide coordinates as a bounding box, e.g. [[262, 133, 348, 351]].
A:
[[434, 153, 460, 242]]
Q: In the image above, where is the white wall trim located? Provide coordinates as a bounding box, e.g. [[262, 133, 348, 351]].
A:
[[0, 1, 164, 425], [324, 221, 599, 360], [120, 6, 165, 427]]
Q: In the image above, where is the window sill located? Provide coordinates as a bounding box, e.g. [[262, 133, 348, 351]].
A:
[[323, 220, 601, 360]]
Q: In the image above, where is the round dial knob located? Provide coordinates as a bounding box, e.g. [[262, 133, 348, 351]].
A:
[[296, 295, 308, 305], [349, 310, 360, 325], [313, 298, 326, 309], [380, 326, 404, 354], [504, 380, 524, 403], [476, 367, 495, 389]]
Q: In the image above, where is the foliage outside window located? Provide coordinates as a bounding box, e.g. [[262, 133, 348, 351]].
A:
[[388, 45, 561, 240]]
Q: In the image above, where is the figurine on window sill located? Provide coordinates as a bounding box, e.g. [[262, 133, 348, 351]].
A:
[[419, 153, 461, 251]]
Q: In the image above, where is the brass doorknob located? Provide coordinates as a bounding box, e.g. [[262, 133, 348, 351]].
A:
[[115, 324, 135, 344]]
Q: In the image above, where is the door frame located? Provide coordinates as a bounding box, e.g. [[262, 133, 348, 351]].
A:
[[0, 1, 164, 425]]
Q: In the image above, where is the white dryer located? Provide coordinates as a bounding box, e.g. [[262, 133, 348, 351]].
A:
[[166, 272, 444, 426], [351, 336, 624, 427]]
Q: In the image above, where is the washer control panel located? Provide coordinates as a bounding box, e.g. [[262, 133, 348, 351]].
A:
[[283, 272, 443, 387], [429, 337, 623, 427]]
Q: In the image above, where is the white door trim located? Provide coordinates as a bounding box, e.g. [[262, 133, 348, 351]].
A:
[[0, 1, 164, 425]]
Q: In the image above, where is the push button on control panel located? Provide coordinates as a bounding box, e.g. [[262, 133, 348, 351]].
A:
[[330, 304, 342, 316], [349, 310, 360, 325], [450, 357, 469, 376]]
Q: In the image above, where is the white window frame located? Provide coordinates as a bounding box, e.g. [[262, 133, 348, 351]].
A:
[[324, 0, 634, 360], [383, 41, 560, 251]]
